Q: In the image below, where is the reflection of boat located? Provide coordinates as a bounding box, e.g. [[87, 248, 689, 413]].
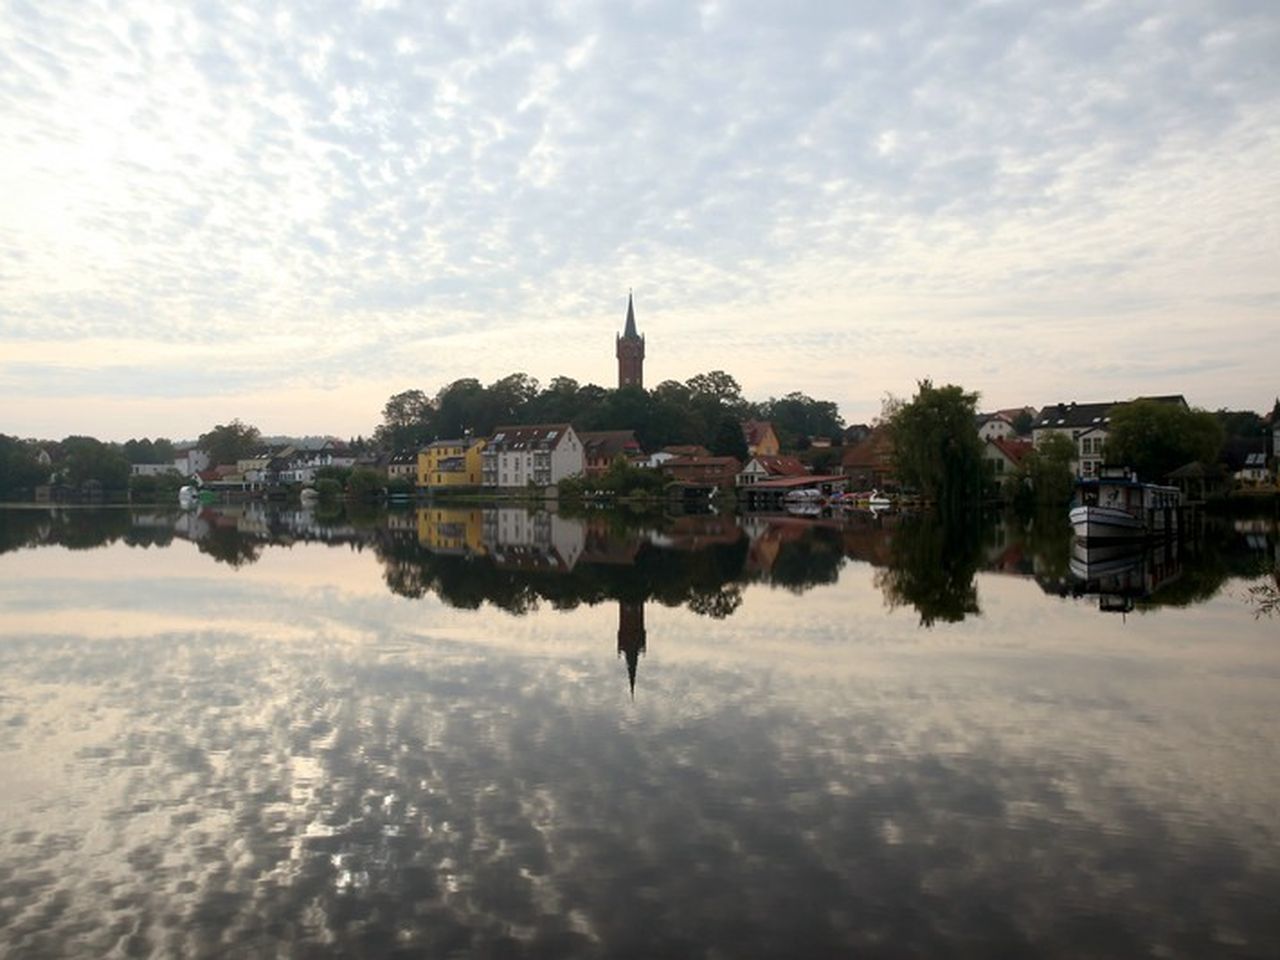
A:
[[784, 489, 825, 504], [1069, 468, 1182, 541], [1068, 539, 1182, 613]]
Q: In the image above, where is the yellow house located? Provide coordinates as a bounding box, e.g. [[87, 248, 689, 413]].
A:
[[418, 437, 486, 489], [741, 420, 781, 457], [417, 507, 486, 555]]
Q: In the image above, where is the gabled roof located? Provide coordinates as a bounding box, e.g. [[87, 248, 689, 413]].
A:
[[662, 444, 711, 457], [1034, 401, 1118, 430], [987, 437, 1033, 466], [747, 455, 809, 477], [487, 423, 574, 451], [841, 427, 893, 469], [580, 430, 643, 459]]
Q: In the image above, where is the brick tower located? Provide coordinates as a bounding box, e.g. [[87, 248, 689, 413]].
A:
[[616, 292, 645, 389]]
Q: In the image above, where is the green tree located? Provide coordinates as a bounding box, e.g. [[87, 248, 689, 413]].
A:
[[761, 392, 844, 448], [59, 436, 130, 490], [888, 380, 985, 508], [1105, 400, 1223, 481], [1006, 433, 1075, 507], [347, 467, 387, 500], [377, 389, 434, 450], [0, 435, 48, 499], [1010, 410, 1034, 436], [710, 415, 749, 460], [199, 420, 262, 466]]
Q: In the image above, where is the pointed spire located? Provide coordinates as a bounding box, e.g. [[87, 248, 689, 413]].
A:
[[623, 291, 638, 339]]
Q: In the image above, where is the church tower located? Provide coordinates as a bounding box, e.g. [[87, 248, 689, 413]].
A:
[[617, 599, 647, 697], [616, 293, 645, 389]]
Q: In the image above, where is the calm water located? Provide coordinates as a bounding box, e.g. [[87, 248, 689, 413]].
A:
[[0, 504, 1277, 959]]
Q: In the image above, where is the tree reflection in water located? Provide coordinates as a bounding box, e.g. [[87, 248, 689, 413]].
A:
[[875, 512, 983, 626]]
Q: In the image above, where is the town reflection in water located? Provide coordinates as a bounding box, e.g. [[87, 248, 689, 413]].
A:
[[0, 505, 1278, 957]]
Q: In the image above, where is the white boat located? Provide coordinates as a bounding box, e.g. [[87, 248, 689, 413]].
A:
[[1070, 468, 1182, 541]]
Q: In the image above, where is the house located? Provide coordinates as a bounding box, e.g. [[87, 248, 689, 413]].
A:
[[130, 463, 179, 478], [482, 424, 584, 489], [278, 443, 357, 484], [419, 437, 486, 489], [841, 427, 895, 490], [1032, 396, 1189, 478], [173, 447, 211, 477], [976, 413, 1015, 442], [387, 451, 419, 482], [736, 455, 809, 488], [982, 437, 1033, 478], [741, 420, 780, 457], [579, 430, 644, 477], [659, 456, 742, 488], [1221, 438, 1271, 487]]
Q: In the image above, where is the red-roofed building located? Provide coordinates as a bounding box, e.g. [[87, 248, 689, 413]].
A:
[[983, 437, 1033, 478], [736, 455, 809, 487]]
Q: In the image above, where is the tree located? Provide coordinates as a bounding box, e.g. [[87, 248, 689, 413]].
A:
[[1105, 400, 1223, 481], [888, 380, 984, 508], [710, 415, 749, 460], [377, 389, 434, 450], [199, 420, 262, 466], [1005, 433, 1075, 506], [1010, 410, 1034, 436], [0, 435, 48, 498], [761, 392, 844, 448], [58, 436, 130, 490]]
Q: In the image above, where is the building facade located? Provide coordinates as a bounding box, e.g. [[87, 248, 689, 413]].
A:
[[419, 437, 486, 489], [482, 424, 584, 489]]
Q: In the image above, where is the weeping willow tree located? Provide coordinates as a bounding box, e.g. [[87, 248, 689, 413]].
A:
[[887, 380, 986, 510]]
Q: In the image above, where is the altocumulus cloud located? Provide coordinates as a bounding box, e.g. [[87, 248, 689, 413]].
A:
[[1, 0, 1278, 437]]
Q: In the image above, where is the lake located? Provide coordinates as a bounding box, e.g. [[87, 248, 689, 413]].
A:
[[0, 503, 1277, 958]]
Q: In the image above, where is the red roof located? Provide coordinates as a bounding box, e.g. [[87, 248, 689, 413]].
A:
[[751, 455, 808, 477], [989, 437, 1033, 466]]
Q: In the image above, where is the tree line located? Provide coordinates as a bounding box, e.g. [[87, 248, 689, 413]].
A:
[[374, 370, 845, 457]]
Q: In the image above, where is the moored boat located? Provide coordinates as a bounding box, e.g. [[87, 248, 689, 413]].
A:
[[1070, 467, 1182, 541]]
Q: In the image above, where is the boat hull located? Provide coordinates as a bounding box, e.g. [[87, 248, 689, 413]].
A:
[[1069, 505, 1147, 541]]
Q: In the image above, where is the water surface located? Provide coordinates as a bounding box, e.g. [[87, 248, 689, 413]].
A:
[[0, 505, 1277, 958]]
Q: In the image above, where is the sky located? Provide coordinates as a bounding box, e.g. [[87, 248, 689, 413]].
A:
[[2, 0, 1278, 443]]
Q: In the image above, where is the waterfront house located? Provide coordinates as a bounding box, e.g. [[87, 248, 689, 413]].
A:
[[659, 456, 742, 488], [736, 455, 809, 487], [482, 424, 584, 489], [419, 437, 486, 490], [387, 451, 419, 483]]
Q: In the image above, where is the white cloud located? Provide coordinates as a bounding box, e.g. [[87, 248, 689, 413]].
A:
[[1, 0, 1277, 439]]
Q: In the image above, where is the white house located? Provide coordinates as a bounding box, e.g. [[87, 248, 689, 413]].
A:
[[976, 413, 1015, 442], [173, 447, 211, 476], [482, 424, 584, 489]]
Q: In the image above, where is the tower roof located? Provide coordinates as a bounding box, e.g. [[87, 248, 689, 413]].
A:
[[622, 292, 638, 339]]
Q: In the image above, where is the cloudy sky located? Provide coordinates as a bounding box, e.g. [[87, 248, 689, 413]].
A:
[[2, 0, 1277, 441]]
